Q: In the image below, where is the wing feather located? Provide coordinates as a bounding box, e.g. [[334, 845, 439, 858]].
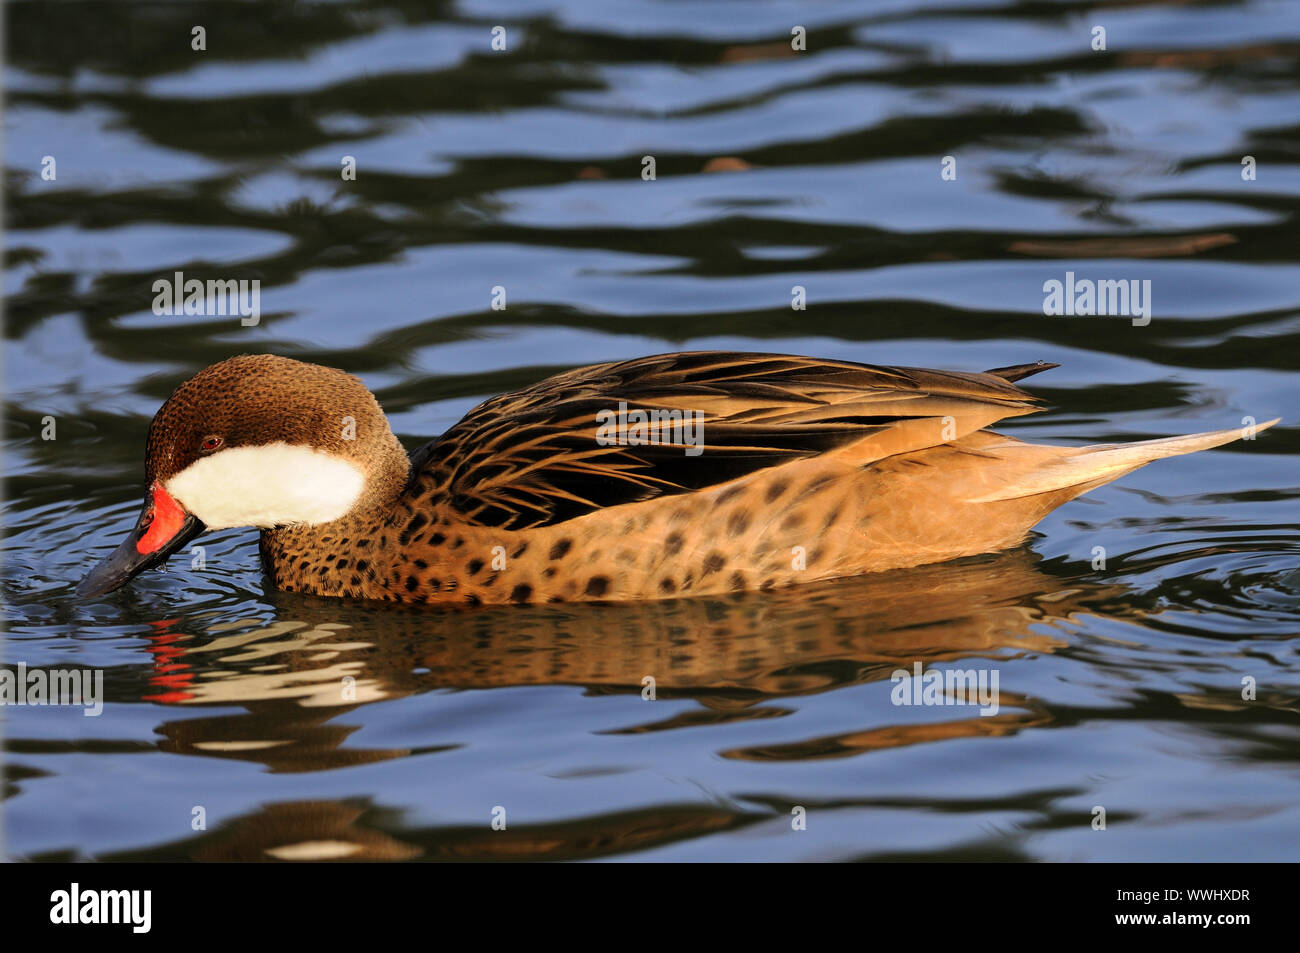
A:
[[411, 352, 1048, 529]]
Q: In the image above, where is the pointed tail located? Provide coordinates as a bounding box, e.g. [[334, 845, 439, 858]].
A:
[[968, 418, 1281, 503]]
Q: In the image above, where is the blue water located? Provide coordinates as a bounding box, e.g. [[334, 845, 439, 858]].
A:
[[4, 0, 1299, 861]]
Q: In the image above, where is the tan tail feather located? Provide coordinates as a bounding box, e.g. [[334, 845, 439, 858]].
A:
[[967, 418, 1281, 503]]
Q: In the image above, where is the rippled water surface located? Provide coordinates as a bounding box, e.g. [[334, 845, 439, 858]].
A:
[[5, 0, 1300, 861]]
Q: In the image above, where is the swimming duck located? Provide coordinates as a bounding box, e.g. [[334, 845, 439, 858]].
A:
[[79, 352, 1276, 605]]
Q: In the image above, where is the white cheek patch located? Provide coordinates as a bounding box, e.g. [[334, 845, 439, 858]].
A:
[[165, 443, 366, 530]]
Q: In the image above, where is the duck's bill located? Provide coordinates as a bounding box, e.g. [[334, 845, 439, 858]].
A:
[[78, 483, 206, 598]]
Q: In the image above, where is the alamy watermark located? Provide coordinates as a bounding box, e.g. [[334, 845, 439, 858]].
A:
[[596, 401, 704, 456], [890, 661, 1000, 716], [1043, 271, 1151, 326], [50, 884, 151, 933], [152, 270, 260, 326], [1, 663, 103, 716]]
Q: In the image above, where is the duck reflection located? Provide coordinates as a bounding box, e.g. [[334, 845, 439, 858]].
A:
[[108, 796, 764, 862], [131, 550, 1132, 860], [148, 550, 1128, 763]]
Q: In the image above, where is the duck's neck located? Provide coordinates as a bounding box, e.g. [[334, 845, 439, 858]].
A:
[[357, 432, 412, 519], [259, 438, 413, 598]]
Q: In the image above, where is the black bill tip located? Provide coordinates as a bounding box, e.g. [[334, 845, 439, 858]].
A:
[[78, 506, 206, 599]]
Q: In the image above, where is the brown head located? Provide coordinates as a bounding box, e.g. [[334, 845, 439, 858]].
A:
[[79, 354, 409, 597]]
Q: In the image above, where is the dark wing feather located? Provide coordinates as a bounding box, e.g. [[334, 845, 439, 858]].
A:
[[410, 352, 1048, 530]]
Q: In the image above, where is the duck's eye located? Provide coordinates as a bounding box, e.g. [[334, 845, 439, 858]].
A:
[[200, 435, 224, 453]]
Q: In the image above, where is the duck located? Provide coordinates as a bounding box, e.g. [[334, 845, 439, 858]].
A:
[[78, 351, 1277, 605]]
